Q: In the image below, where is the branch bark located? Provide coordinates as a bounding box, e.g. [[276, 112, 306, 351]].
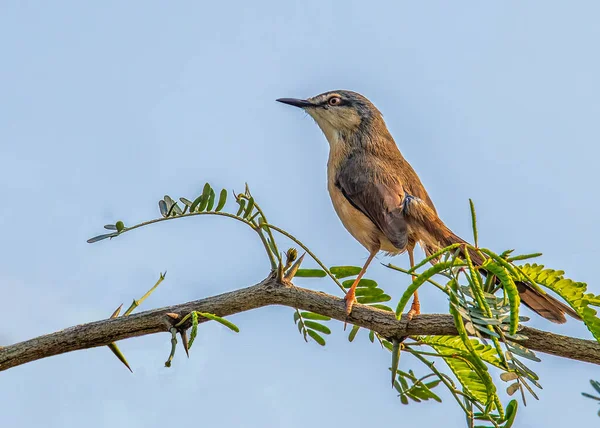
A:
[[1, 276, 599, 372]]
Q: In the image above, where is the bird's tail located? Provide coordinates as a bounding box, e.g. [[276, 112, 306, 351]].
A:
[[430, 227, 581, 324]]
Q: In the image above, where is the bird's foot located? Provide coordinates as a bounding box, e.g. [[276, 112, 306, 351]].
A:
[[344, 287, 357, 315], [405, 296, 421, 321], [396, 296, 421, 343], [343, 288, 357, 330]]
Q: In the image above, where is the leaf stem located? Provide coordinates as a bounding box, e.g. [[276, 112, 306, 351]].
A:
[[385, 263, 448, 293], [123, 271, 167, 316], [101, 211, 278, 271], [164, 328, 178, 368], [238, 195, 281, 269]]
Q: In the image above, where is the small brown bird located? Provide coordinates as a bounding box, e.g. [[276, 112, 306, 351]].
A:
[[277, 90, 580, 323]]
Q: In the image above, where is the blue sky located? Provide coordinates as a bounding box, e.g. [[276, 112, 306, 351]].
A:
[[1, 1, 599, 426]]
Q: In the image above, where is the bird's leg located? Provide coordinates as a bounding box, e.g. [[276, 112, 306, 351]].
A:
[[344, 250, 377, 316], [406, 247, 421, 320]]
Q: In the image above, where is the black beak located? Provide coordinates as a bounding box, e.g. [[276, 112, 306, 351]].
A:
[[276, 98, 314, 108]]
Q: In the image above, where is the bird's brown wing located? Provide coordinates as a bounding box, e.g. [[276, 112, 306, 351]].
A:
[[335, 157, 409, 250], [336, 154, 580, 324]]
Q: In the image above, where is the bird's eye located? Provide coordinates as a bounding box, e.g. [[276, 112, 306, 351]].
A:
[[328, 96, 342, 106]]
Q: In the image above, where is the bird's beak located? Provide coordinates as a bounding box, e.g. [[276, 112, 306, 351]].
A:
[[276, 98, 314, 108]]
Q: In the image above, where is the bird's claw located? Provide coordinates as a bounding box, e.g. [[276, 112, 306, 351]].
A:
[[344, 289, 357, 316], [343, 289, 357, 330], [405, 296, 421, 321]]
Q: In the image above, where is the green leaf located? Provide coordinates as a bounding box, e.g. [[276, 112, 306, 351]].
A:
[[307, 329, 326, 346], [294, 269, 327, 278], [87, 232, 119, 243], [235, 199, 246, 216], [483, 261, 520, 335], [582, 392, 600, 401], [198, 183, 212, 212], [354, 287, 385, 297], [425, 380, 441, 389], [409, 386, 431, 401], [503, 400, 518, 428], [519, 376, 539, 400], [457, 354, 496, 405], [470, 315, 502, 326], [330, 266, 362, 279], [507, 253, 542, 262], [304, 321, 331, 334], [369, 330, 375, 343], [189, 312, 199, 349], [206, 188, 216, 211], [348, 325, 360, 342], [164, 195, 175, 207], [424, 395, 443, 406], [357, 294, 392, 304], [510, 357, 539, 381], [479, 248, 521, 280], [503, 332, 528, 341], [391, 339, 401, 386], [506, 342, 541, 362], [469, 199, 478, 248], [300, 312, 330, 321], [170, 202, 183, 216], [190, 196, 202, 212], [370, 304, 393, 311], [423, 336, 499, 406], [399, 373, 410, 390], [420, 336, 504, 369], [297, 319, 305, 335], [506, 382, 519, 396], [179, 197, 193, 207], [448, 280, 493, 376], [500, 372, 519, 382], [215, 189, 228, 212], [404, 390, 422, 402], [342, 278, 378, 288], [413, 385, 442, 402], [520, 264, 600, 343], [158, 199, 168, 217], [243, 197, 255, 219], [471, 323, 501, 338], [293, 311, 300, 324], [196, 312, 239, 333], [163, 195, 177, 216]]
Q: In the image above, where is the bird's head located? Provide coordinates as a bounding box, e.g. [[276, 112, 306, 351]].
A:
[[277, 90, 383, 144]]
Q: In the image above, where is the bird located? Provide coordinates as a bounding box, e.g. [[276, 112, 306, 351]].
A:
[[276, 90, 581, 324]]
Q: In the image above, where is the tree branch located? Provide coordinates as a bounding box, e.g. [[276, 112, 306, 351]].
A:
[[1, 276, 599, 372]]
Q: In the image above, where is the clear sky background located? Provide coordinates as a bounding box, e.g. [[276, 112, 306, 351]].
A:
[[1, 2, 599, 427]]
